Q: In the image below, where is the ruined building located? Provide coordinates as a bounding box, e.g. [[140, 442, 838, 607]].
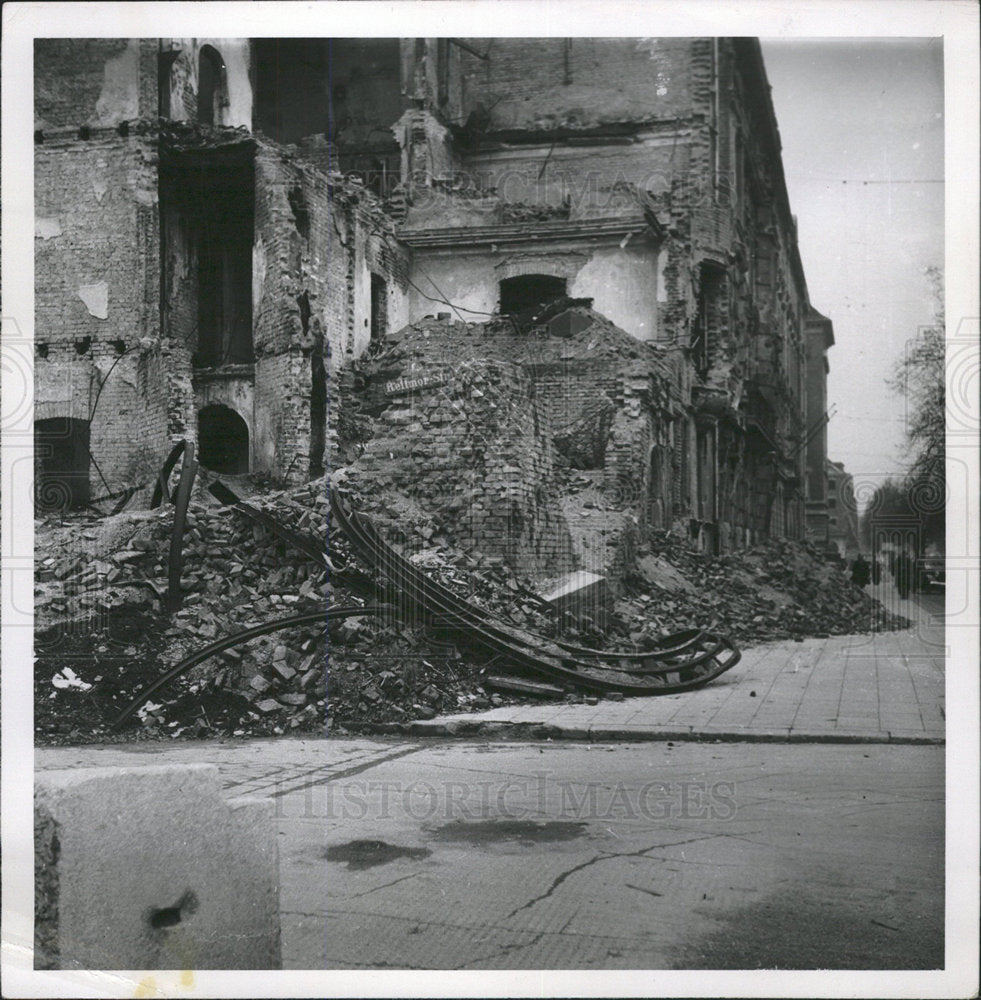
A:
[[825, 460, 861, 559], [804, 306, 836, 552], [34, 37, 833, 581]]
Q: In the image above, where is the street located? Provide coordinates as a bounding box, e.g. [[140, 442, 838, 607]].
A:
[[35, 600, 949, 972], [38, 735, 945, 971], [293, 740, 944, 970]]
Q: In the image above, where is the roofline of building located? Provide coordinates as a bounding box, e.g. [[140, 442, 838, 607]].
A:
[[732, 38, 811, 310]]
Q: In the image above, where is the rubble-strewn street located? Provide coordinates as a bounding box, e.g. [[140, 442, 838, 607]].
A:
[[32, 36, 917, 748], [33, 581, 948, 972], [35, 469, 909, 745]]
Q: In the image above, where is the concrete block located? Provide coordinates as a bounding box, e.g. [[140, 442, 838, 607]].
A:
[[541, 570, 611, 628], [35, 763, 280, 970]]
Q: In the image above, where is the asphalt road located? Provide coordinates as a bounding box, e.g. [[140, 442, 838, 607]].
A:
[[277, 739, 944, 970]]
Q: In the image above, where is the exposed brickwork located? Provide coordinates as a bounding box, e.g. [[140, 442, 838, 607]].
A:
[[344, 311, 676, 581], [250, 142, 410, 480], [355, 353, 577, 579], [455, 38, 696, 134], [35, 127, 167, 492], [35, 39, 158, 130], [33, 35, 826, 572]]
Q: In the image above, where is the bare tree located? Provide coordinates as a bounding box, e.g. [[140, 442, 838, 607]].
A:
[[892, 266, 945, 485]]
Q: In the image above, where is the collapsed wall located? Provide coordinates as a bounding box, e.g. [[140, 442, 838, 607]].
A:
[[161, 126, 410, 487], [339, 308, 678, 585], [351, 346, 576, 580]]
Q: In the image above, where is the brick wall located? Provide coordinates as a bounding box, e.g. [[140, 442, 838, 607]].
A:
[[252, 141, 410, 480], [356, 356, 577, 580], [345, 312, 676, 579], [456, 38, 696, 134], [35, 129, 168, 494], [35, 39, 157, 130]]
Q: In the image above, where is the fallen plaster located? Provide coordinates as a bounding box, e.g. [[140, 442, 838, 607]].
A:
[[93, 39, 140, 125]]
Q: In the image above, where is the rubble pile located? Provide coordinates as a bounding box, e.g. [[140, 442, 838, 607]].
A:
[[35, 481, 332, 742], [619, 531, 910, 646], [35, 475, 522, 742], [36, 458, 909, 745]]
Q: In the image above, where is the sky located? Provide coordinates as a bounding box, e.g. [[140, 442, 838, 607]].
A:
[[759, 38, 945, 493]]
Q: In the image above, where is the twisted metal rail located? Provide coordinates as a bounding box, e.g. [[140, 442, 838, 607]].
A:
[[330, 487, 741, 695], [114, 480, 741, 731]]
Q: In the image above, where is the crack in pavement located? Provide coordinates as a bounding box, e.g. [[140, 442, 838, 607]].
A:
[[625, 882, 664, 898], [505, 833, 724, 919], [451, 912, 577, 969], [347, 872, 420, 899]]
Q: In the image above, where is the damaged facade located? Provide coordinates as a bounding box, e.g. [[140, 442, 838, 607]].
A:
[[34, 36, 833, 588], [35, 38, 408, 503]]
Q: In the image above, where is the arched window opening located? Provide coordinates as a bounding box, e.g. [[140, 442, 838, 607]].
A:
[[35, 417, 91, 512], [198, 404, 250, 474], [197, 45, 226, 127], [158, 49, 181, 119], [499, 274, 567, 329]]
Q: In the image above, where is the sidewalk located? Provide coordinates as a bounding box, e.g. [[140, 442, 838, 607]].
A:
[[375, 592, 946, 745], [32, 608, 945, 780]]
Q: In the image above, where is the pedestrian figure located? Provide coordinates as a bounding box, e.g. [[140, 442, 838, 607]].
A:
[[851, 553, 871, 588], [871, 558, 881, 585]]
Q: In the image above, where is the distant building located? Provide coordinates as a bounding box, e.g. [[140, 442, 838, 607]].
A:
[[804, 307, 835, 551], [826, 460, 860, 557]]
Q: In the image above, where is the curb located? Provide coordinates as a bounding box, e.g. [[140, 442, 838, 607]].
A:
[[365, 720, 945, 746]]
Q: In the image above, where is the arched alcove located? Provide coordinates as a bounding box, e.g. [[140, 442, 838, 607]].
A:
[[499, 274, 567, 320], [197, 45, 226, 126], [198, 404, 250, 474]]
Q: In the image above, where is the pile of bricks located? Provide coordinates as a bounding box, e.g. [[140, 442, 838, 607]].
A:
[[36, 477, 329, 736], [354, 351, 578, 580], [344, 309, 677, 585], [618, 530, 912, 646]]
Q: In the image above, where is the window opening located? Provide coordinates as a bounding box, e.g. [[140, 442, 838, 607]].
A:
[[370, 274, 388, 342], [691, 262, 724, 377], [197, 45, 225, 126], [499, 274, 567, 330]]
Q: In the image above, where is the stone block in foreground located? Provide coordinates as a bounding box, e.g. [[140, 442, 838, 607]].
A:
[[35, 763, 280, 970]]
